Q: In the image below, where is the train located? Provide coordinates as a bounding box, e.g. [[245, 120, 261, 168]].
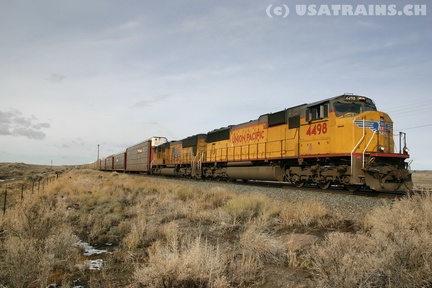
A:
[[83, 94, 413, 192]]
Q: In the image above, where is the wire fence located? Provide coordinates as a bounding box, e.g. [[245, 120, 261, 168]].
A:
[[1, 173, 60, 215]]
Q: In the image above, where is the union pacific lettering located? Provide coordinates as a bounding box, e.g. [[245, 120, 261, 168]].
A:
[[231, 124, 267, 145]]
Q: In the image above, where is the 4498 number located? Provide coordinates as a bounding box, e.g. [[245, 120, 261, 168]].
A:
[[306, 123, 328, 136]]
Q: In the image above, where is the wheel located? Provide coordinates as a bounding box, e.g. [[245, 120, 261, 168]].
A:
[[291, 174, 306, 187], [344, 184, 361, 192], [294, 179, 306, 188], [317, 181, 331, 190]]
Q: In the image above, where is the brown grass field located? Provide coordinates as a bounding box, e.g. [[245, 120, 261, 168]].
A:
[[0, 163, 431, 287]]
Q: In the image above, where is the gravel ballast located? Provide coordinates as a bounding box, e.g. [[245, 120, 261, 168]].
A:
[[146, 176, 393, 222]]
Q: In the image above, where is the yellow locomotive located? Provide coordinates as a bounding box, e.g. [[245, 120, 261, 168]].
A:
[[152, 94, 412, 192]]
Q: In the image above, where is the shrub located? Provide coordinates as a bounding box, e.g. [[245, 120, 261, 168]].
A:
[[174, 185, 200, 201], [227, 252, 262, 287], [309, 232, 378, 287], [200, 187, 233, 209], [1, 236, 49, 287], [4, 195, 67, 240], [278, 199, 327, 227], [363, 193, 432, 287], [0, 195, 79, 287], [239, 225, 285, 264], [223, 193, 274, 223], [309, 193, 432, 288], [122, 213, 158, 251], [132, 236, 227, 288]]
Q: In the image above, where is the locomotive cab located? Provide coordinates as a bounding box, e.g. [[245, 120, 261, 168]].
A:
[[295, 94, 412, 192], [330, 94, 412, 191]]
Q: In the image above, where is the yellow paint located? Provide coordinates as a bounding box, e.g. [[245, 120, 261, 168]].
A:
[[204, 110, 395, 164]]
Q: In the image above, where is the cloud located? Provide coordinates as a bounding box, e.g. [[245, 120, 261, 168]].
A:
[[0, 109, 50, 140], [48, 73, 66, 83], [132, 100, 153, 108], [131, 94, 172, 109], [58, 138, 85, 149]]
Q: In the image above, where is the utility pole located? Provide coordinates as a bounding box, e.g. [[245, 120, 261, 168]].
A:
[[97, 144, 100, 170]]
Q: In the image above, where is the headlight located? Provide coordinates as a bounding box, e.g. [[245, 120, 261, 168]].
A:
[[403, 147, 409, 154], [378, 146, 385, 152]]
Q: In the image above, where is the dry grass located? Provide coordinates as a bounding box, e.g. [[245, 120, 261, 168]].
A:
[[0, 194, 79, 287], [2, 168, 431, 287], [222, 193, 276, 224], [278, 199, 327, 226], [309, 192, 432, 288], [239, 225, 285, 264], [132, 235, 228, 288]]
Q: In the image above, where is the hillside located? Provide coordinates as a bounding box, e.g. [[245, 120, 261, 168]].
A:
[[0, 162, 69, 181]]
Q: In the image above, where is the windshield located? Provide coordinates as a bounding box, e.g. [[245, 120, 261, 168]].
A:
[[334, 99, 377, 117]]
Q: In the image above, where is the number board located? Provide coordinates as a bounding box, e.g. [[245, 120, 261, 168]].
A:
[[344, 96, 357, 101], [306, 123, 328, 136]]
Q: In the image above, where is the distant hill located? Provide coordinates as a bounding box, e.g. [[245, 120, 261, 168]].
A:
[[0, 162, 68, 181]]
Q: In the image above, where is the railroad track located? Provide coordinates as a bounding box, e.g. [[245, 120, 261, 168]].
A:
[[124, 172, 406, 199], [234, 180, 406, 199]]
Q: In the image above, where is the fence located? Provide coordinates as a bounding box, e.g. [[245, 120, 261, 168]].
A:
[[1, 173, 59, 215]]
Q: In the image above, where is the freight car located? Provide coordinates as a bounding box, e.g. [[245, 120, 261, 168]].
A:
[[113, 152, 126, 172], [103, 155, 114, 171], [98, 137, 167, 172], [95, 94, 413, 192], [126, 137, 168, 172]]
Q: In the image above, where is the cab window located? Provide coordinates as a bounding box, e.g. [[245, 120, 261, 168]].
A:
[[334, 102, 362, 116], [334, 99, 377, 117], [306, 103, 329, 121]]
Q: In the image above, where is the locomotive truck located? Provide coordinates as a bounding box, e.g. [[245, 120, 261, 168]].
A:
[[93, 94, 413, 192]]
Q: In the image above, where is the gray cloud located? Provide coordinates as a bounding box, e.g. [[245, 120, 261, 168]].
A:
[[58, 138, 84, 149], [131, 94, 172, 109], [0, 109, 50, 140], [48, 73, 66, 83], [132, 100, 152, 108]]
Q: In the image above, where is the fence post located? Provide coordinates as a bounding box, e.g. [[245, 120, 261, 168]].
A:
[[21, 183, 24, 201], [3, 185, 7, 215]]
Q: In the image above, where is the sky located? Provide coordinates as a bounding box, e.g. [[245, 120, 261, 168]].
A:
[[1, 0, 431, 169]]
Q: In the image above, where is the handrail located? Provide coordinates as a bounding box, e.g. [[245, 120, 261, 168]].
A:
[[198, 152, 204, 170], [362, 131, 377, 168], [192, 153, 198, 167], [191, 153, 198, 176], [351, 119, 366, 175]]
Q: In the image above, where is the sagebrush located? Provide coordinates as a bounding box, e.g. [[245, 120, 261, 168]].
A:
[[1, 169, 430, 287]]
